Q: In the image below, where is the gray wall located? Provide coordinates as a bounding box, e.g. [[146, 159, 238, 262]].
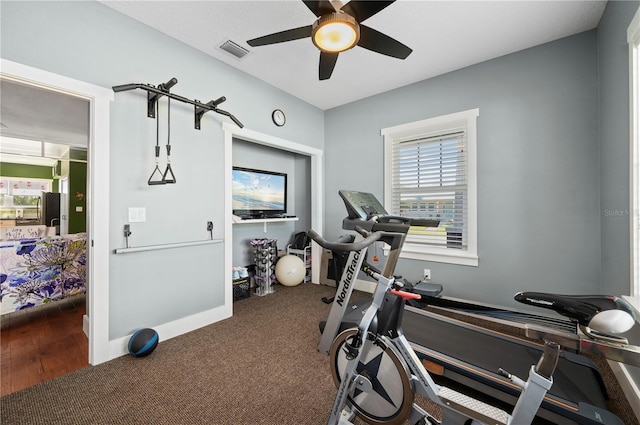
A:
[[325, 31, 602, 309], [598, 0, 639, 297], [1, 1, 324, 338], [232, 139, 311, 266], [597, 0, 640, 392]]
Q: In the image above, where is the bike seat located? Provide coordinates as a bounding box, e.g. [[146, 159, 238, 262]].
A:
[[412, 282, 443, 297], [514, 292, 636, 334]]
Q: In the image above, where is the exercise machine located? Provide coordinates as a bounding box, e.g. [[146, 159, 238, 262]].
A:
[[317, 227, 560, 425], [312, 190, 637, 424], [318, 190, 436, 355]]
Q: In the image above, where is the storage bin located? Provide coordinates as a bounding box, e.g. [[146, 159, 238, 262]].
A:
[[233, 277, 250, 301]]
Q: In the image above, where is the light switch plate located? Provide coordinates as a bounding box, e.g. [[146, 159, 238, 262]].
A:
[[128, 207, 146, 222]]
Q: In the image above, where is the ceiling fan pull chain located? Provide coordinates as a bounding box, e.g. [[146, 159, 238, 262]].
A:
[[148, 103, 166, 186]]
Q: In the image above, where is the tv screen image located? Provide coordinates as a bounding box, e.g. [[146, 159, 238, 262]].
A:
[[232, 167, 287, 217]]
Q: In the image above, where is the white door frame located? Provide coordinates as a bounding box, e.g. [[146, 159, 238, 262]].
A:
[[629, 7, 640, 299], [222, 122, 324, 296], [59, 177, 69, 235], [1, 58, 113, 365]]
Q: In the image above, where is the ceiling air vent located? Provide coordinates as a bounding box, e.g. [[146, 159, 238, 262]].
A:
[[219, 40, 250, 59]]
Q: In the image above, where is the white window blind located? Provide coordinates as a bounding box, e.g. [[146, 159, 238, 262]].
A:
[[382, 108, 478, 266], [391, 129, 467, 250]]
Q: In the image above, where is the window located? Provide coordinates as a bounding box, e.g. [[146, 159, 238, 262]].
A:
[[0, 178, 51, 220], [382, 109, 479, 266], [0, 178, 51, 197], [629, 7, 640, 296]]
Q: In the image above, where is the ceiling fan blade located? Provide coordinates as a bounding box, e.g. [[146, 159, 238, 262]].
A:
[[357, 25, 412, 59], [340, 1, 395, 22], [247, 25, 312, 47], [319, 51, 339, 80], [302, 0, 336, 17]]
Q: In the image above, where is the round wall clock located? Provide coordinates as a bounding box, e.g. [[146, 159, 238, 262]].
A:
[[272, 109, 286, 126]]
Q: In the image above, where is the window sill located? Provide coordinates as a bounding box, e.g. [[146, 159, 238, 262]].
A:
[[622, 296, 640, 315], [386, 243, 478, 266]]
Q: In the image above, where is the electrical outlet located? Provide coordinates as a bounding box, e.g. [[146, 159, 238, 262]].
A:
[[423, 269, 431, 281]]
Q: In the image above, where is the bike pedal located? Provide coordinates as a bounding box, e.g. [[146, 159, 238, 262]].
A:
[[438, 387, 509, 425]]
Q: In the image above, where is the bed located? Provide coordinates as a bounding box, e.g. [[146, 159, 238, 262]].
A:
[[0, 233, 87, 315]]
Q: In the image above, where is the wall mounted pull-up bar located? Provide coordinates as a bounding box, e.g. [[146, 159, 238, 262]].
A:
[[146, 77, 177, 118], [112, 77, 244, 129], [195, 97, 226, 130]]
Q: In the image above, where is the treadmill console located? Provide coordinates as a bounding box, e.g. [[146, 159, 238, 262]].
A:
[[338, 190, 388, 220], [338, 190, 440, 231]]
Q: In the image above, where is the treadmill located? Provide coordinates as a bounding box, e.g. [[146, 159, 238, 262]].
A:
[[402, 307, 616, 425], [322, 190, 625, 425]]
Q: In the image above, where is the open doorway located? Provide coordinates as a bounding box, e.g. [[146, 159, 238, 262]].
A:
[[0, 77, 90, 395]]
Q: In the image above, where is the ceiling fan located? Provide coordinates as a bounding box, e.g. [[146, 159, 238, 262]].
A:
[[246, 0, 412, 80]]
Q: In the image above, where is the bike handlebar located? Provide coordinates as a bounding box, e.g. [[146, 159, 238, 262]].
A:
[[307, 228, 382, 252], [391, 289, 422, 301]]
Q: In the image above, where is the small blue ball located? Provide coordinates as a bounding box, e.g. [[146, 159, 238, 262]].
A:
[[128, 328, 159, 357]]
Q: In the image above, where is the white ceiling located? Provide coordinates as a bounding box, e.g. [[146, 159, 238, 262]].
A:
[[0, 78, 89, 146], [101, 0, 607, 110], [0, 79, 89, 166]]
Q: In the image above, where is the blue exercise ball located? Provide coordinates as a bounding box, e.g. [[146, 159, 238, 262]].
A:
[[128, 328, 159, 357]]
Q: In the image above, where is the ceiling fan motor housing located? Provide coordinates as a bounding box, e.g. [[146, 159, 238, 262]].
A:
[[312, 11, 360, 53]]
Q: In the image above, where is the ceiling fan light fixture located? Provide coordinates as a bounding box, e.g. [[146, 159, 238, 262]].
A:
[[312, 12, 359, 53]]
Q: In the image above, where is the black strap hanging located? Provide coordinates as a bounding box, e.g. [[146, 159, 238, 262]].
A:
[[148, 105, 166, 186], [162, 97, 176, 184]]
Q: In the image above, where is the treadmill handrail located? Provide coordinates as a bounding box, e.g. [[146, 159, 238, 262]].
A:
[[307, 228, 381, 252]]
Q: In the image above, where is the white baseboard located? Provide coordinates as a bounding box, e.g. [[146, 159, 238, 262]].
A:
[[91, 304, 232, 364], [83, 314, 89, 338], [612, 296, 640, 418], [608, 360, 640, 419]]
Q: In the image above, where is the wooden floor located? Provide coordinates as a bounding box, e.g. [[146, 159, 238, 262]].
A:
[[1, 296, 88, 396]]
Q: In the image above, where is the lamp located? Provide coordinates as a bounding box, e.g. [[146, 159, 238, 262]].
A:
[[312, 12, 360, 53]]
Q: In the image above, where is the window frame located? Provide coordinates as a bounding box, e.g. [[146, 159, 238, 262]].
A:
[[382, 108, 479, 266], [629, 7, 640, 297]]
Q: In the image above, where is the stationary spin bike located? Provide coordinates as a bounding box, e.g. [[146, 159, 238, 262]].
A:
[[310, 227, 560, 425]]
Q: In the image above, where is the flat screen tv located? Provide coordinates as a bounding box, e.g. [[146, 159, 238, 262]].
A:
[[232, 167, 287, 218]]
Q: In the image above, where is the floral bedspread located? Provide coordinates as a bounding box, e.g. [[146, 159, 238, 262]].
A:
[[0, 234, 87, 314]]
